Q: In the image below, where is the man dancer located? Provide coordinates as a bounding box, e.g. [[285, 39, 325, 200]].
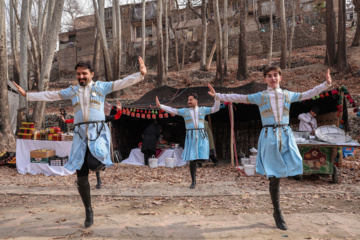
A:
[[208, 66, 332, 230], [156, 92, 220, 189], [13, 57, 147, 228]]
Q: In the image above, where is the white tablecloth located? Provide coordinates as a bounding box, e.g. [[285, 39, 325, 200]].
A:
[[16, 139, 75, 176], [122, 148, 187, 167]]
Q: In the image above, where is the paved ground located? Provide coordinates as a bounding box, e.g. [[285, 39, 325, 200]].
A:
[[1, 164, 360, 239]]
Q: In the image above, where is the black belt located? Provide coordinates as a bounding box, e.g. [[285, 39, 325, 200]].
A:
[[73, 121, 105, 141], [186, 128, 208, 139], [262, 124, 289, 138]]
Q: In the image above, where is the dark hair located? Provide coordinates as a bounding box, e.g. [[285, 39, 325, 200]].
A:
[[60, 108, 66, 113], [263, 65, 282, 77], [188, 93, 199, 100], [74, 61, 94, 73], [311, 106, 320, 114]]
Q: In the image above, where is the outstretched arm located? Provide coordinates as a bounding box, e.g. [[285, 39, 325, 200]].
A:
[[112, 57, 147, 92], [13, 81, 62, 102], [208, 83, 248, 103], [156, 96, 178, 115], [300, 69, 332, 101]]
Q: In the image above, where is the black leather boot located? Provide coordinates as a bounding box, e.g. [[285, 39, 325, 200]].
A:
[[77, 176, 94, 227], [269, 177, 288, 230], [96, 172, 102, 189], [189, 161, 197, 189]]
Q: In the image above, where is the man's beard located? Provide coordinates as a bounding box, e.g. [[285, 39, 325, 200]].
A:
[[78, 79, 87, 86]]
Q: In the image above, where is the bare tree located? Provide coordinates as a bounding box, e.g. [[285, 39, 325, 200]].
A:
[[92, 0, 113, 82], [164, 0, 169, 77], [279, 0, 287, 69], [32, 0, 66, 126], [111, 0, 122, 98], [63, 0, 85, 31], [169, 0, 181, 72], [10, 0, 20, 84], [268, 0, 274, 64], [213, 0, 223, 86], [93, 0, 104, 80], [0, 0, 16, 152], [352, 0, 360, 46], [156, 0, 166, 86], [236, 0, 247, 80], [141, 0, 146, 60], [325, 0, 336, 66], [288, 1, 296, 68], [223, 0, 228, 76], [337, 0, 348, 73], [19, 0, 30, 110]]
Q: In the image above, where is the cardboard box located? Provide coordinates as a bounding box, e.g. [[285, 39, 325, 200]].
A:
[[31, 157, 50, 164], [30, 149, 55, 158]]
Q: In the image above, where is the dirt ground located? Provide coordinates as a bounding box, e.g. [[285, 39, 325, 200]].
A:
[[1, 161, 360, 240]]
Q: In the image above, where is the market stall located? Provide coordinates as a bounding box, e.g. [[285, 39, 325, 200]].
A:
[[16, 139, 74, 176], [122, 147, 186, 167]]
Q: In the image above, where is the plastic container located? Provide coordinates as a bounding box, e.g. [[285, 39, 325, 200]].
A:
[[244, 164, 255, 176], [241, 157, 250, 166], [165, 158, 175, 168], [249, 155, 256, 165], [149, 157, 158, 168]]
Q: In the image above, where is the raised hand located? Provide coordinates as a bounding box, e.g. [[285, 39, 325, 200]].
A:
[[12, 81, 26, 97], [326, 68, 332, 85], [139, 56, 147, 76], [116, 100, 122, 110], [208, 83, 216, 98], [155, 96, 160, 108]]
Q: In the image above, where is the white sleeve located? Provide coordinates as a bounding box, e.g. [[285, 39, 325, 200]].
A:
[[210, 100, 220, 114], [113, 72, 144, 91], [159, 104, 178, 115], [215, 93, 247, 103], [298, 113, 308, 122], [300, 82, 331, 101], [27, 91, 62, 102]]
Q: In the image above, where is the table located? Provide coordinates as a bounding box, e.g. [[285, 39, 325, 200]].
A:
[[16, 139, 75, 176], [122, 147, 186, 167], [297, 139, 360, 183]]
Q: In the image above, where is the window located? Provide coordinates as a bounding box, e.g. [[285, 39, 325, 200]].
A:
[[106, 29, 113, 39], [136, 26, 153, 39], [77, 46, 84, 52], [69, 35, 76, 43], [105, 8, 112, 19]]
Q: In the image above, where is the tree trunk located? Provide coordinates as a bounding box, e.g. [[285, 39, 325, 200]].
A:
[[325, 0, 336, 66], [279, 0, 287, 69], [206, 43, 216, 71], [10, 0, 20, 84], [181, 33, 187, 69], [0, 0, 16, 152], [141, 0, 146, 60], [213, 0, 223, 87], [111, 0, 122, 98], [268, 0, 273, 64], [236, 0, 247, 81], [352, 0, 360, 46], [156, 0, 166, 86], [337, 0, 348, 73], [200, 0, 208, 71], [19, 0, 30, 110], [288, 2, 296, 69], [164, 0, 169, 77], [92, 0, 113, 82], [223, 0, 228, 76], [32, 0, 65, 127]]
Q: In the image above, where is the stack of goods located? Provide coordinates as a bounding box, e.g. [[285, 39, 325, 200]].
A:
[[0, 151, 16, 167], [30, 149, 55, 164], [49, 156, 69, 166], [33, 127, 63, 141], [157, 139, 170, 149], [18, 122, 36, 139]]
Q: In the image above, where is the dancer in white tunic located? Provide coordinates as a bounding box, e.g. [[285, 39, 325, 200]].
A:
[[208, 65, 332, 230]]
